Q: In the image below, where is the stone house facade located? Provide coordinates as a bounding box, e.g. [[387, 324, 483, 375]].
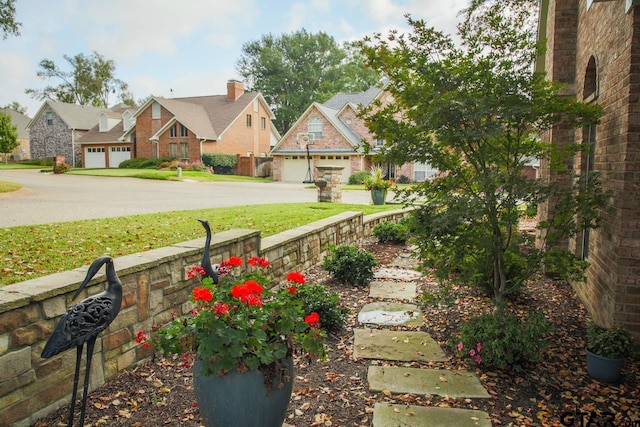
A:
[[26, 101, 109, 167], [538, 0, 640, 342]]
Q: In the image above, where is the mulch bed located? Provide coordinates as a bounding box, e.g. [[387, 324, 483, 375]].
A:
[[33, 238, 639, 427]]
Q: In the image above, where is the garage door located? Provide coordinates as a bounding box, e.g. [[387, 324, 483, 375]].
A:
[[109, 146, 131, 168], [317, 156, 351, 183], [282, 156, 311, 182], [85, 147, 106, 168]]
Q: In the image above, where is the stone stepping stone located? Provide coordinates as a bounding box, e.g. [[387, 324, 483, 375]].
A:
[[368, 366, 490, 399], [372, 403, 492, 427], [353, 328, 447, 362], [388, 254, 420, 269], [369, 280, 417, 300], [357, 302, 423, 326], [374, 267, 422, 280]]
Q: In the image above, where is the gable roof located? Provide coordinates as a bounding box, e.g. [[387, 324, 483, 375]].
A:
[[125, 92, 273, 141], [322, 84, 385, 110], [0, 108, 31, 139], [26, 100, 109, 131], [77, 106, 136, 144]]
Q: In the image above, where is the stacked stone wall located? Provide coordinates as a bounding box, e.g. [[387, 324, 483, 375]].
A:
[[0, 209, 410, 426]]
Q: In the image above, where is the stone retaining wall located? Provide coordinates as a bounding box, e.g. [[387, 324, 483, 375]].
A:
[[0, 209, 410, 426]]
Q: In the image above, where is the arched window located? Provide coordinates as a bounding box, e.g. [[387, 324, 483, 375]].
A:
[[308, 117, 323, 140], [584, 55, 598, 101]]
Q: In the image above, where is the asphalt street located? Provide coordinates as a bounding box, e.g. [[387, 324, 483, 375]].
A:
[[0, 169, 372, 228]]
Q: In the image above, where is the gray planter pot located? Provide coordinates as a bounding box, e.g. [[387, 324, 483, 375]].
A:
[[585, 349, 624, 383]]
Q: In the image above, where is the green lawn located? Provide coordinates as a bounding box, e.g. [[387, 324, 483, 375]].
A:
[[0, 180, 21, 193], [0, 203, 397, 287], [68, 168, 275, 183]]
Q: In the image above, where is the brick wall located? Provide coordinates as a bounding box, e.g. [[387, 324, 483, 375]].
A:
[[0, 209, 410, 426], [540, 0, 640, 340]]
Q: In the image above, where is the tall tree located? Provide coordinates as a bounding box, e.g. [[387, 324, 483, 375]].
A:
[[236, 30, 379, 134], [359, 2, 606, 302], [0, 110, 19, 163], [0, 0, 20, 39], [26, 51, 134, 108], [3, 101, 26, 115]]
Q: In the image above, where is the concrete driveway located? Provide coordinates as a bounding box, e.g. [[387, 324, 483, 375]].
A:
[[0, 169, 372, 228]]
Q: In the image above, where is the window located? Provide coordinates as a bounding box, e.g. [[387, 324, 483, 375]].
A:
[[308, 117, 322, 140], [375, 139, 385, 147], [180, 124, 188, 137], [261, 117, 266, 129], [579, 125, 597, 260], [169, 143, 177, 158], [180, 143, 188, 159], [246, 114, 252, 127], [152, 102, 161, 119], [46, 111, 53, 126], [170, 124, 177, 138]]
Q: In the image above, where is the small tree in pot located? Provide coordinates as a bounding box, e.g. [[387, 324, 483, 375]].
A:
[[585, 322, 633, 383]]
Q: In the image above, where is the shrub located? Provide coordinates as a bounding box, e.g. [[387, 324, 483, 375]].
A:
[[53, 162, 71, 174], [20, 158, 53, 166], [119, 157, 174, 169], [348, 171, 371, 185], [294, 284, 350, 332], [201, 153, 237, 175], [396, 174, 410, 184], [373, 222, 410, 244], [322, 245, 377, 287], [454, 309, 552, 372]]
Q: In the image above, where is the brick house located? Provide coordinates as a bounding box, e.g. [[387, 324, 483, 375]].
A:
[[76, 107, 137, 168], [26, 101, 110, 166], [121, 80, 279, 166], [538, 0, 640, 342], [270, 82, 437, 183], [0, 108, 30, 161]]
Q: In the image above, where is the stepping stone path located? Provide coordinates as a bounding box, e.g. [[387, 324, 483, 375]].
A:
[[353, 251, 492, 427]]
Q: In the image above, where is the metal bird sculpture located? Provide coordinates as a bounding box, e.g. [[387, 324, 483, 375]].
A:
[[41, 256, 123, 427], [198, 219, 219, 284]]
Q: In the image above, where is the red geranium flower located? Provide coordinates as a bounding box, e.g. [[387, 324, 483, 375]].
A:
[[193, 286, 213, 302], [227, 256, 243, 267], [214, 302, 230, 316], [248, 256, 270, 268], [286, 271, 305, 284], [187, 265, 206, 279], [304, 312, 320, 327], [286, 286, 297, 295], [245, 294, 263, 307]]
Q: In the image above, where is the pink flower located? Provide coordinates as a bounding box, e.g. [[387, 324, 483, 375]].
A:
[[475, 355, 482, 364], [476, 342, 483, 352], [469, 349, 476, 357], [457, 342, 464, 352]]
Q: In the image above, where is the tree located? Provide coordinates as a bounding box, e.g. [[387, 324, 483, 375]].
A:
[[359, 1, 606, 302], [3, 101, 26, 115], [236, 30, 379, 134], [0, 0, 20, 39], [0, 110, 19, 163], [26, 51, 134, 108]]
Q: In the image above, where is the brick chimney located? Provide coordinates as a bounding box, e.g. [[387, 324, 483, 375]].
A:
[[227, 79, 244, 102]]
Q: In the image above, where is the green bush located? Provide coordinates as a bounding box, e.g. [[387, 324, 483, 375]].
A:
[[294, 284, 350, 332], [396, 174, 410, 184], [201, 153, 237, 175], [348, 171, 371, 185], [454, 310, 552, 372], [119, 157, 174, 169], [20, 158, 53, 166], [322, 245, 377, 287], [373, 222, 410, 244]]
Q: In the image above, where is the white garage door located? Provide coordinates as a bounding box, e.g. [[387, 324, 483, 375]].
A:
[[317, 156, 351, 183], [85, 147, 106, 168], [282, 156, 311, 182], [110, 146, 131, 168]]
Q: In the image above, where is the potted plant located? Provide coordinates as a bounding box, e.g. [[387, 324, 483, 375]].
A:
[[585, 322, 633, 383], [363, 166, 394, 205], [136, 256, 326, 427]]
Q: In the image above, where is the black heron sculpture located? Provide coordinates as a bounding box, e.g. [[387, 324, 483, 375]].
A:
[[198, 219, 219, 284], [41, 256, 122, 427]]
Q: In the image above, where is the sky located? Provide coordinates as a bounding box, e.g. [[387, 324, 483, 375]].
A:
[[1, 0, 468, 118]]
